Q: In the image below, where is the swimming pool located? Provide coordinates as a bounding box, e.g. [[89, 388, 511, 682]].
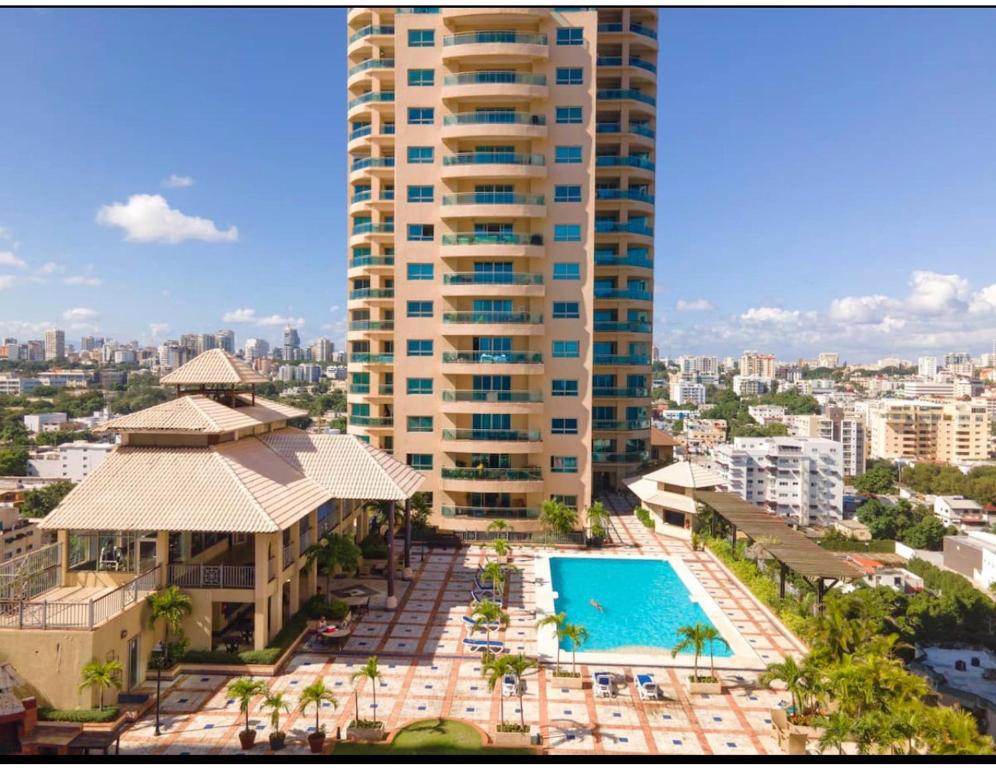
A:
[[549, 556, 733, 656]]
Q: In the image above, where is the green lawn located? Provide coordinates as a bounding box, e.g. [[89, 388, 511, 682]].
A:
[[332, 718, 535, 756]]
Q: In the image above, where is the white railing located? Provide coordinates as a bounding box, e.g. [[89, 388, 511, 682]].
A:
[[0, 543, 61, 601]]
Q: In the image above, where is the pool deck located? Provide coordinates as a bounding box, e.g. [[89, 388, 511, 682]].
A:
[[114, 497, 805, 756]]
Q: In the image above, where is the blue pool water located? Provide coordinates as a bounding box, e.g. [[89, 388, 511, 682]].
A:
[[549, 557, 733, 655]]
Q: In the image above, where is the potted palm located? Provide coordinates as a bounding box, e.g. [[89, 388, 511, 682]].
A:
[[262, 690, 290, 750], [672, 623, 723, 694], [299, 680, 337, 753], [147, 585, 193, 667], [347, 656, 386, 741], [227, 677, 267, 750], [487, 653, 537, 747], [555, 622, 588, 689]]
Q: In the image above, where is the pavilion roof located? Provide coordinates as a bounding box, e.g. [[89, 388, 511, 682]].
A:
[[160, 348, 268, 386], [98, 394, 305, 435]]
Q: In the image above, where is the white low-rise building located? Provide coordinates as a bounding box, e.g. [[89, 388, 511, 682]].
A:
[[714, 436, 844, 526], [747, 404, 786, 425], [22, 412, 68, 434], [942, 532, 996, 591], [934, 495, 989, 530], [732, 375, 772, 396], [669, 380, 706, 406], [27, 441, 114, 483]]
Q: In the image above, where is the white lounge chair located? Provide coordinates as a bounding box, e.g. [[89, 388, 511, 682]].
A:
[[637, 673, 659, 701], [462, 614, 501, 633], [470, 588, 497, 605], [502, 673, 520, 697], [463, 637, 506, 654], [592, 671, 613, 698]]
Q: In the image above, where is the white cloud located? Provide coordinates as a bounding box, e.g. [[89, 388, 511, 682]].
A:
[[740, 306, 814, 325], [257, 314, 304, 328], [675, 298, 714, 312], [149, 322, 170, 338], [64, 275, 103, 287], [96, 194, 238, 243], [39, 261, 64, 274], [63, 307, 98, 322], [0, 226, 10, 240], [0, 276, 13, 290], [223, 307, 257, 323], [828, 294, 897, 324], [0, 251, 25, 268], [162, 174, 195, 189], [905, 270, 971, 316]]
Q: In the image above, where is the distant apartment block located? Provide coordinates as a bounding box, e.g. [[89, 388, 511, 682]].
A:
[[44, 329, 65, 361], [740, 350, 776, 378], [816, 352, 839, 369], [747, 404, 785, 425], [714, 436, 844, 525], [732, 374, 772, 396], [22, 412, 68, 434], [867, 399, 990, 462], [26, 441, 114, 483], [669, 380, 706, 406], [918, 355, 938, 379]]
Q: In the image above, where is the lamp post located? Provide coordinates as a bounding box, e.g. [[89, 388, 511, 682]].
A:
[[153, 641, 165, 736]]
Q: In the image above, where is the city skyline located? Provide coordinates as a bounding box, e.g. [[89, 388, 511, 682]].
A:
[[2, 9, 996, 358]]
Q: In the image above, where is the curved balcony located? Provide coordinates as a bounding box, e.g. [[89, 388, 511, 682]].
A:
[[349, 320, 394, 332], [442, 310, 542, 331], [442, 31, 548, 64], [351, 222, 394, 236], [347, 91, 395, 121], [628, 56, 658, 75], [349, 416, 394, 428], [441, 388, 542, 414], [593, 387, 649, 399], [594, 252, 653, 270], [441, 231, 543, 259], [596, 122, 656, 143], [442, 8, 547, 23], [348, 255, 394, 277], [348, 24, 395, 54], [593, 354, 651, 366], [442, 112, 546, 141], [596, 88, 656, 108], [348, 353, 394, 366], [595, 188, 655, 205], [440, 465, 544, 493], [441, 505, 539, 520], [594, 286, 652, 302], [629, 21, 659, 44], [592, 450, 649, 464], [594, 221, 654, 239], [442, 351, 541, 365], [442, 428, 541, 442], [442, 271, 542, 285], [348, 58, 395, 78], [440, 191, 545, 219], [593, 320, 652, 334], [441, 151, 546, 181], [442, 70, 547, 102], [350, 156, 395, 173], [349, 287, 394, 301], [595, 155, 655, 173], [592, 419, 651, 432]]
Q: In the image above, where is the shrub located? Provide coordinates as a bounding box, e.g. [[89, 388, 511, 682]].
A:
[[302, 594, 350, 621], [181, 611, 308, 667], [634, 506, 654, 529], [359, 533, 388, 560], [497, 722, 530, 733], [39, 707, 120, 723]]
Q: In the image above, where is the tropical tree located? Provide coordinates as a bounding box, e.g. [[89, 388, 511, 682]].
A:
[[559, 623, 589, 675], [306, 533, 362, 591], [481, 560, 506, 600], [489, 537, 509, 563], [472, 599, 509, 651], [487, 518, 509, 534], [507, 653, 537, 728], [350, 655, 383, 724], [700, 625, 729, 681], [671, 623, 709, 682], [587, 501, 608, 540], [482, 654, 514, 725], [816, 711, 854, 755], [78, 659, 122, 710], [147, 585, 193, 665], [299, 680, 337, 735], [410, 492, 431, 530], [536, 611, 567, 671], [759, 655, 811, 714], [262, 690, 290, 735], [227, 677, 267, 735], [539, 499, 578, 535]]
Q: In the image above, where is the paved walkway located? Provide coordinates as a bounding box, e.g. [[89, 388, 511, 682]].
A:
[[119, 500, 802, 756]]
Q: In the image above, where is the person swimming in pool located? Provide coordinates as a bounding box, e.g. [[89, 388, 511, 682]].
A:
[[590, 599, 604, 612]]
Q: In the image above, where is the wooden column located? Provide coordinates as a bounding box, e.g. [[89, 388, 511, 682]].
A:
[[402, 498, 412, 578], [385, 501, 397, 609]]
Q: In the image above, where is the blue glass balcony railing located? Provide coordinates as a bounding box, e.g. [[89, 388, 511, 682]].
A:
[[442, 351, 543, 364], [441, 466, 543, 481], [351, 222, 394, 235], [594, 320, 652, 333], [595, 221, 654, 237], [593, 387, 650, 398], [348, 58, 395, 76], [349, 125, 372, 141], [593, 354, 651, 365], [443, 152, 545, 167], [441, 232, 543, 246], [349, 353, 394, 364], [348, 91, 395, 109], [350, 157, 395, 172], [349, 255, 395, 268], [593, 419, 651, 431], [349, 25, 394, 44], [349, 288, 395, 300], [596, 89, 656, 107], [629, 56, 657, 74], [442, 429, 542, 442], [442, 192, 544, 206], [442, 389, 542, 402], [444, 71, 547, 86], [594, 286, 653, 301], [592, 450, 649, 463], [595, 188, 655, 204], [349, 320, 395, 331], [444, 112, 546, 126], [443, 311, 542, 324], [442, 272, 542, 285], [630, 22, 658, 41], [596, 155, 655, 171], [443, 31, 547, 46]]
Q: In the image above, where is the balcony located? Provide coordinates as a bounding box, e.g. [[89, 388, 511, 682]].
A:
[[349, 353, 394, 365], [441, 466, 543, 481], [442, 111, 547, 140], [593, 387, 649, 398], [348, 91, 396, 110], [442, 31, 548, 63], [592, 419, 651, 431], [443, 311, 542, 325], [350, 156, 395, 172], [349, 125, 373, 142], [595, 221, 654, 238], [442, 351, 542, 364], [444, 71, 546, 87], [349, 255, 395, 269], [595, 188, 655, 204], [594, 286, 652, 301], [441, 506, 539, 520], [594, 320, 652, 333], [349, 24, 394, 44], [594, 252, 653, 269], [441, 151, 546, 180], [350, 415, 394, 428], [442, 232, 541, 247], [596, 155, 655, 172], [168, 563, 254, 590], [442, 389, 542, 403], [593, 354, 651, 366], [596, 89, 656, 107], [629, 56, 657, 74], [592, 450, 649, 463], [630, 22, 658, 41], [349, 320, 394, 331], [351, 222, 394, 235], [442, 429, 540, 442], [349, 287, 394, 300], [441, 191, 545, 218], [348, 58, 395, 77], [442, 271, 542, 286], [443, 70, 548, 101]]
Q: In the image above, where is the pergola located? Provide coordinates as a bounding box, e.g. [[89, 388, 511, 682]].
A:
[[694, 490, 863, 605]]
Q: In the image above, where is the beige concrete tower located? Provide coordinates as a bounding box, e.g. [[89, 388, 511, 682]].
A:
[[346, 8, 657, 531]]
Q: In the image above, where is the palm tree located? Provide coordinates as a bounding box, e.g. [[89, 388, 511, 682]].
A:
[[759, 656, 810, 715], [350, 655, 383, 724], [482, 654, 514, 725], [489, 537, 509, 563], [587, 501, 608, 540], [299, 680, 337, 735], [481, 560, 505, 601], [78, 659, 122, 710], [536, 611, 567, 672], [559, 623, 588, 675], [147, 585, 192, 664], [305, 533, 361, 591], [486, 518, 509, 535], [539, 499, 578, 536], [471, 599, 509, 651], [700, 625, 729, 681], [507, 653, 537, 728], [227, 677, 267, 735], [262, 690, 290, 735], [816, 711, 854, 755], [671, 623, 709, 682]]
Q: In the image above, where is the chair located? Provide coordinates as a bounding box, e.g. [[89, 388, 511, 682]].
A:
[[592, 671, 613, 698], [462, 637, 506, 654], [502, 673, 520, 697], [462, 614, 501, 633], [637, 673, 659, 701]]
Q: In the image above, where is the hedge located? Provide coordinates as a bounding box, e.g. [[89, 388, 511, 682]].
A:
[[181, 612, 308, 667], [39, 707, 120, 723]]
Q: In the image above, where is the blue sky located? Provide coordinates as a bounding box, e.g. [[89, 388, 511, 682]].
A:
[[1, 8, 995, 361]]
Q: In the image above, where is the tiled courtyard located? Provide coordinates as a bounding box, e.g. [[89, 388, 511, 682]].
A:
[[119, 502, 805, 756]]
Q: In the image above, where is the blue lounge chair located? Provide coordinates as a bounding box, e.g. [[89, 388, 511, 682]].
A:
[[637, 674, 659, 701], [463, 614, 501, 633], [463, 637, 506, 654]]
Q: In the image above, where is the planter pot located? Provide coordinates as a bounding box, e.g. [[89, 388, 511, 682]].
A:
[[552, 673, 584, 690], [687, 679, 723, 695], [269, 731, 286, 751], [494, 727, 533, 748], [238, 729, 257, 750], [307, 732, 326, 753], [347, 724, 387, 741]]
